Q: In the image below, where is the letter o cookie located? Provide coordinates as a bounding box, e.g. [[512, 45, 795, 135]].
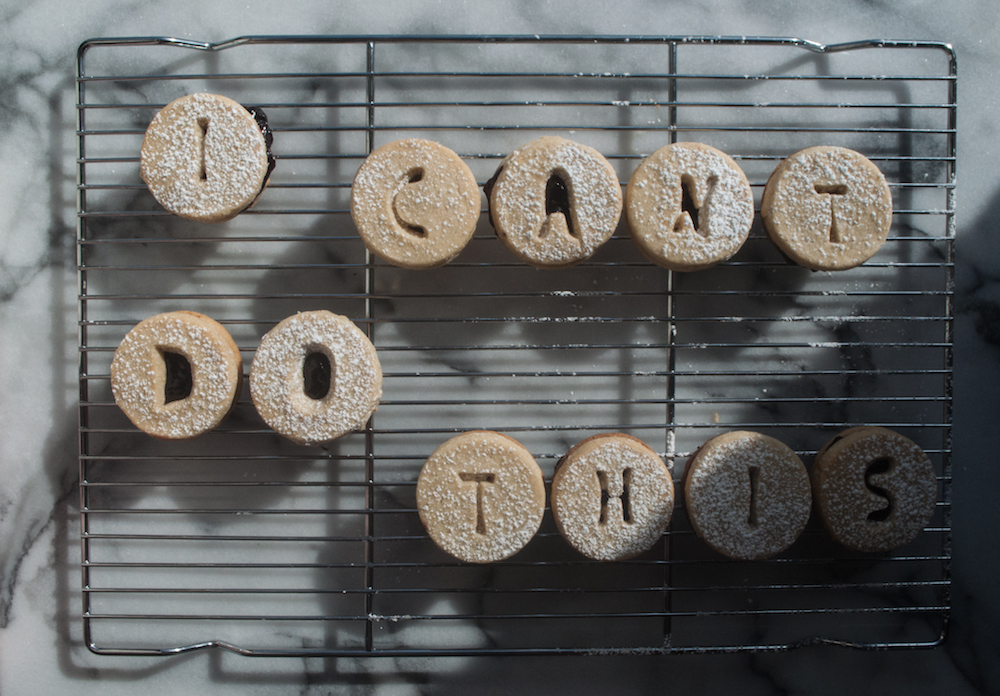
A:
[[110, 311, 243, 439], [626, 142, 755, 271], [761, 146, 893, 270], [249, 311, 382, 445], [551, 433, 674, 561], [811, 426, 937, 552], [487, 136, 623, 267], [351, 139, 481, 269], [416, 431, 545, 563], [140, 93, 272, 222], [684, 431, 812, 560]]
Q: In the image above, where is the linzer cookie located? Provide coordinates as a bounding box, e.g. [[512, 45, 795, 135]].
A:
[[249, 311, 382, 445], [811, 427, 937, 552], [140, 93, 274, 222], [351, 139, 481, 269], [551, 433, 674, 561], [486, 136, 622, 267], [626, 142, 755, 271], [110, 311, 243, 439], [416, 431, 545, 563], [684, 431, 811, 560], [761, 146, 892, 270]]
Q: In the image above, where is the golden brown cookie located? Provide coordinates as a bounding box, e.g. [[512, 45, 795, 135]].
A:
[[761, 146, 892, 270], [416, 431, 545, 563], [249, 311, 382, 445], [487, 136, 623, 267], [684, 431, 812, 560], [110, 311, 243, 439], [551, 433, 674, 561], [140, 92, 273, 222], [811, 426, 937, 552], [351, 139, 481, 268], [626, 142, 755, 271]]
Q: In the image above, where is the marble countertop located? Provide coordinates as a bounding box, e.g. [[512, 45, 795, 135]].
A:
[[2, 1, 999, 693]]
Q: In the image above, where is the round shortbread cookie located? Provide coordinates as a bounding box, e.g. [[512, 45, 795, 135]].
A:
[[811, 426, 937, 552], [351, 139, 481, 269], [140, 92, 272, 222], [551, 433, 674, 561], [761, 146, 892, 270], [110, 311, 243, 439], [416, 431, 545, 563], [626, 142, 755, 271], [486, 136, 623, 267], [684, 431, 812, 561], [249, 311, 382, 445]]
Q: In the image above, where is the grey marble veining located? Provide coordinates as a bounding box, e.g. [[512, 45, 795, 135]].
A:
[[1, 1, 999, 693]]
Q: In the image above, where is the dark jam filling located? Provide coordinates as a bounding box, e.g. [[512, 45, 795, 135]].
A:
[[483, 166, 577, 238], [483, 165, 502, 231], [243, 105, 277, 208], [161, 350, 193, 404]]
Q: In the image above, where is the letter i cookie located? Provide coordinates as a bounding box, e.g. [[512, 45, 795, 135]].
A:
[[684, 431, 812, 560], [140, 93, 274, 222]]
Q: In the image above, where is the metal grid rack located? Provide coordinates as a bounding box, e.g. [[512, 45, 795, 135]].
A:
[[76, 35, 956, 656]]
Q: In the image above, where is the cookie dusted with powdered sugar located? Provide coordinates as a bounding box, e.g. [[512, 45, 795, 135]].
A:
[[351, 139, 481, 269], [761, 146, 892, 270], [416, 431, 545, 563], [811, 427, 937, 552], [140, 93, 274, 222], [249, 311, 382, 445], [551, 433, 674, 561], [626, 142, 755, 271], [684, 431, 812, 561], [486, 137, 622, 267], [111, 311, 243, 439]]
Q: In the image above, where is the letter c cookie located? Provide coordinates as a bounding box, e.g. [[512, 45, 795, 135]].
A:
[[351, 139, 481, 269]]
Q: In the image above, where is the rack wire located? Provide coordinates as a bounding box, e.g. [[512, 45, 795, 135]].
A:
[[76, 35, 956, 656]]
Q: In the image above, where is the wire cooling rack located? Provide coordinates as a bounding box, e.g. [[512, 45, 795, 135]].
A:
[[76, 35, 956, 656]]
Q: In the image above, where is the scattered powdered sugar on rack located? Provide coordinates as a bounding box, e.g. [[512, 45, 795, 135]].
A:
[[140, 92, 270, 222], [249, 311, 382, 445], [110, 312, 241, 439], [626, 143, 754, 271], [684, 431, 812, 561], [489, 137, 623, 267]]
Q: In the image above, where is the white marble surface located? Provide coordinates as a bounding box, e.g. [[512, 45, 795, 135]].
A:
[[2, 0, 1000, 693]]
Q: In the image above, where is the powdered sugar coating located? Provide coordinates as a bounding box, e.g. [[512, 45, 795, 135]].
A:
[[626, 142, 755, 271], [489, 136, 623, 267], [684, 431, 811, 561], [811, 426, 937, 552], [110, 311, 242, 439], [761, 146, 893, 270], [249, 311, 382, 445], [140, 93, 270, 222], [351, 139, 481, 269], [551, 433, 674, 561], [416, 431, 545, 563]]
